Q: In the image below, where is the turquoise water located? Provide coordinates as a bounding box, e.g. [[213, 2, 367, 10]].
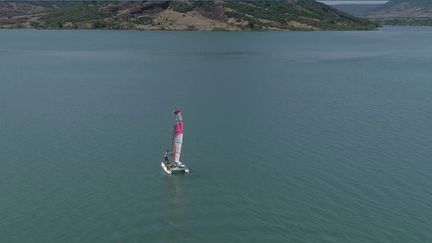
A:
[[1, 27, 432, 242]]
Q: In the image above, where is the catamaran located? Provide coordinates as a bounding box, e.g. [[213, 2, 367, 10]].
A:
[[161, 108, 190, 175]]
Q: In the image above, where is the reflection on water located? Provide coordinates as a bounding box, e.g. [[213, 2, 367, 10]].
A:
[[161, 175, 188, 229], [0, 48, 256, 59]]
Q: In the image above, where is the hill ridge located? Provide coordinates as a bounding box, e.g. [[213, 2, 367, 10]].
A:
[[0, 1, 379, 31]]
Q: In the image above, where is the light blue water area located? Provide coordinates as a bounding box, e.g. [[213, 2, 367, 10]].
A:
[[0, 27, 432, 242]]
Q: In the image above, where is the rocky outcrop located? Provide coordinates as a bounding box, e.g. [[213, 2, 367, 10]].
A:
[[365, 0, 432, 26]]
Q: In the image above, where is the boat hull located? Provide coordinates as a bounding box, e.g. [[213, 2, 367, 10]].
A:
[[161, 161, 189, 175], [161, 162, 172, 174]]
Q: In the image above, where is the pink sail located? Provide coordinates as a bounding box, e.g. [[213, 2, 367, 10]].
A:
[[172, 108, 184, 163]]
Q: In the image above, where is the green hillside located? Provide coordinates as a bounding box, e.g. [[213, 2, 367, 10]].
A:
[[0, 1, 379, 31]]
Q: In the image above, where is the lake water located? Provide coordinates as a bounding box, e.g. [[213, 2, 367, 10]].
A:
[[1, 27, 432, 242]]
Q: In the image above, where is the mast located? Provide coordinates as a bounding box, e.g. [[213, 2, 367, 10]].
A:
[[172, 108, 184, 163]]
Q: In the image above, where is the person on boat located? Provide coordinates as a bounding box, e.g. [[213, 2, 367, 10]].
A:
[[164, 149, 170, 166]]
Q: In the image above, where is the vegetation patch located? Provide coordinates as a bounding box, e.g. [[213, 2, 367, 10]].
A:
[[170, 2, 194, 13], [40, 2, 113, 28], [133, 16, 154, 25]]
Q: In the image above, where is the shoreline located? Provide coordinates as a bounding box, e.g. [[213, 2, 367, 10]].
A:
[[0, 26, 381, 32]]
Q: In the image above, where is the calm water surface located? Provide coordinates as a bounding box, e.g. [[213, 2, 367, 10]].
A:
[[0, 27, 432, 242]]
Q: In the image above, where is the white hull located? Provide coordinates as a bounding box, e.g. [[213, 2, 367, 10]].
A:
[[161, 162, 172, 174], [161, 161, 189, 175]]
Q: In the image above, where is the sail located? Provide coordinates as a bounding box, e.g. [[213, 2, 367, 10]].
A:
[[172, 108, 184, 163]]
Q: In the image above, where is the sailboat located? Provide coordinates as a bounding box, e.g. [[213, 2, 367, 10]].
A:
[[161, 108, 190, 175]]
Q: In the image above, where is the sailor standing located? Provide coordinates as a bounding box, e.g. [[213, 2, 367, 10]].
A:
[[164, 149, 170, 164]]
